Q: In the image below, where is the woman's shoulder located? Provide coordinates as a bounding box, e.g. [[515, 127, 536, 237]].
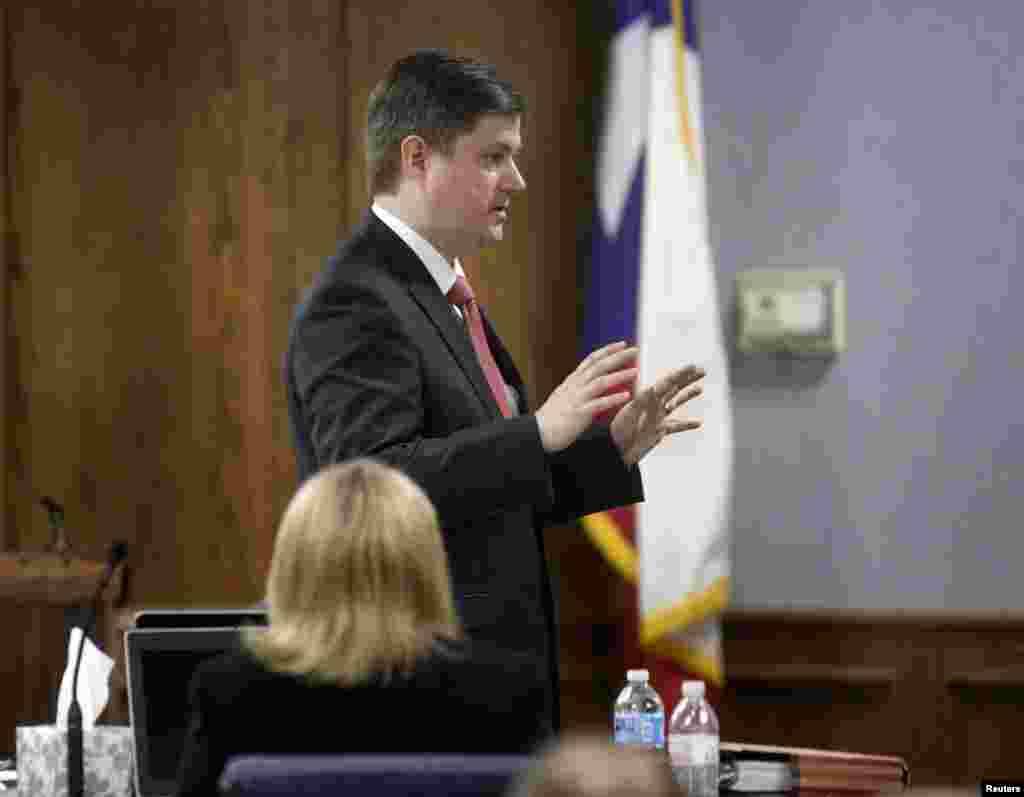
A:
[[193, 637, 543, 705], [189, 642, 284, 698]]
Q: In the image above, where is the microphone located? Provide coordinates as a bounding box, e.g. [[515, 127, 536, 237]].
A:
[[39, 496, 64, 522], [39, 496, 70, 556], [67, 541, 128, 797]]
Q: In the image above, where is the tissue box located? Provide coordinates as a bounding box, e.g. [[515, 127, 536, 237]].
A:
[[16, 725, 133, 797]]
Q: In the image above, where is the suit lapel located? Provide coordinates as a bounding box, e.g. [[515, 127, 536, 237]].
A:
[[364, 213, 505, 420]]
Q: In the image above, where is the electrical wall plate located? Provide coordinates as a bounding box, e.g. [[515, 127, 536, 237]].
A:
[[735, 268, 846, 356]]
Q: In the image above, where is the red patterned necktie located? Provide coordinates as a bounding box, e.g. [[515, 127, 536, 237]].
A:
[[447, 275, 513, 418]]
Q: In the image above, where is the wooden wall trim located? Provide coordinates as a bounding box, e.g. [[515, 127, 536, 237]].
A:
[[945, 668, 1024, 689], [726, 606, 1024, 630], [725, 664, 901, 688], [719, 613, 1024, 784]]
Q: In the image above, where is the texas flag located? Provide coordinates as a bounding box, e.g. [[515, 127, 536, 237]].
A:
[[581, 0, 734, 704]]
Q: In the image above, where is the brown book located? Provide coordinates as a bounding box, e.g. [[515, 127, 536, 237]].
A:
[[720, 741, 910, 794]]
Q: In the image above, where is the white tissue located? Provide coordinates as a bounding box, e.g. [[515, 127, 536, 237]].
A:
[[56, 627, 114, 730]]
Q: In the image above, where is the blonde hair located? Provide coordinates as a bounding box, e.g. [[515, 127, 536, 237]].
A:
[[245, 459, 461, 684], [509, 735, 677, 797]]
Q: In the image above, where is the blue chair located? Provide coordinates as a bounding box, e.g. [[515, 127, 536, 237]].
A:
[[218, 753, 533, 796]]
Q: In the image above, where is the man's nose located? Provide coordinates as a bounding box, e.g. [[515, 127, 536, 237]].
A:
[[506, 161, 526, 192]]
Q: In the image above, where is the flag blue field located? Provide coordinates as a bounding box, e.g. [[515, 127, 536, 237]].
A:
[[581, 0, 734, 693]]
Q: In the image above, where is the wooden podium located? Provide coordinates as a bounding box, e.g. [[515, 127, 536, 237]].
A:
[[0, 550, 126, 606], [0, 549, 128, 751]]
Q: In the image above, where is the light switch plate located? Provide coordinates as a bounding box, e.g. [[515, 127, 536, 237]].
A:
[[736, 268, 846, 356]]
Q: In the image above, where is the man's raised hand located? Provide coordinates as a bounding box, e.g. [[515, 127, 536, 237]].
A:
[[610, 364, 705, 465], [535, 341, 638, 453]]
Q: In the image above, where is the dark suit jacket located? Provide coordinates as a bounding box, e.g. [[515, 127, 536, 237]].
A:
[[284, 210, 644, 729], [175, 640, 549, 797]]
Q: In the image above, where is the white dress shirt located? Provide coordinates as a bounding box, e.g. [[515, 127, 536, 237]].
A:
[[372, 202, 463, 303]]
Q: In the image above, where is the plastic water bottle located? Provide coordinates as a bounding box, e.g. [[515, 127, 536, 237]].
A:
[[612, 669, 665, 749], [668, 680, 719, 796]]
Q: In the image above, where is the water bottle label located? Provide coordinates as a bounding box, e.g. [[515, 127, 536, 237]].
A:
[[668, 732, 718, 765], [613, 711, 665, 748]]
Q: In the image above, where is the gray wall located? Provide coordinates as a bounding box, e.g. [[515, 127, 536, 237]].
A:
[[699, 1, 1023, 611]]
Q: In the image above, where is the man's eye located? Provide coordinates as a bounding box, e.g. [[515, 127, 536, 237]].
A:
[[487, 153, 505, 165]]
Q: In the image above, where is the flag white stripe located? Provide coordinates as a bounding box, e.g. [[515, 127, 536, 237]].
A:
[[597, 15, 651, 239], [635, 25, 734, 670]]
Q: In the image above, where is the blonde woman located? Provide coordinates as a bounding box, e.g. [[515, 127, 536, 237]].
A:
[[176, 460, 548, 797]]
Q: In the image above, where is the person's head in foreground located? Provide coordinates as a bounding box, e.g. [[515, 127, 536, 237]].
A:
[[508, 734, 678, 797], [245, 459, 462, 683], [367, 48, 527, 260]]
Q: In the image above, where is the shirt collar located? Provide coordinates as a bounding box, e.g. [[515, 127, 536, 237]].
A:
[[371, 203, 464, 296]]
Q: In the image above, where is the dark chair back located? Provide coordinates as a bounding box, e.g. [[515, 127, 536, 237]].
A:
[[219, 753, 533, 796]]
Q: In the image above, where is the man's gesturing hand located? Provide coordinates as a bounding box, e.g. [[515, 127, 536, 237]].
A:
[[610, 364, 705, 465], [535, 341, 638, 454]]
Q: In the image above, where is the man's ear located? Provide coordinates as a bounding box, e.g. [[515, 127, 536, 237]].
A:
[[399, 135, 429, 180]]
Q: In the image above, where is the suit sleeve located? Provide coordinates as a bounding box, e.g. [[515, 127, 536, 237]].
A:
[[291, 283, 555, 527], [543, 425, 644, 525]]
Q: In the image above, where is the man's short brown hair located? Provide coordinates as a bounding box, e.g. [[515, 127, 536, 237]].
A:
[[365, 49, 525, 197]]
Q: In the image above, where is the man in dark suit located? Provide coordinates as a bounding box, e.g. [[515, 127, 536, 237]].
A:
[[285, 50, 706, 737]]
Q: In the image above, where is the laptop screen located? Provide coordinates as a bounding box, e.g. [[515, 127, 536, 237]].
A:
[[125, 628, 243, 797]]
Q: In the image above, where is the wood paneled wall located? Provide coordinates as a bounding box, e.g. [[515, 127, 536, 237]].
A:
[[1, 6, 9, 549], [0, 0, 619, 747], [5, 0, 347, 603], [0, 0, 347, 747]]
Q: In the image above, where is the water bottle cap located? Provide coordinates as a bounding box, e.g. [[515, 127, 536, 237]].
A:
[[626, 669, 650, 682], [682, 680, 705, 697]]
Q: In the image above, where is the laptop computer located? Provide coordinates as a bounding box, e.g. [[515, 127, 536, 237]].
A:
[[131, 607, 268, 629], [125, 627, 243, 797]]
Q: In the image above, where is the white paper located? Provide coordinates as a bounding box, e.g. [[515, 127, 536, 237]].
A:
[[55, 627, 114, 730]]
